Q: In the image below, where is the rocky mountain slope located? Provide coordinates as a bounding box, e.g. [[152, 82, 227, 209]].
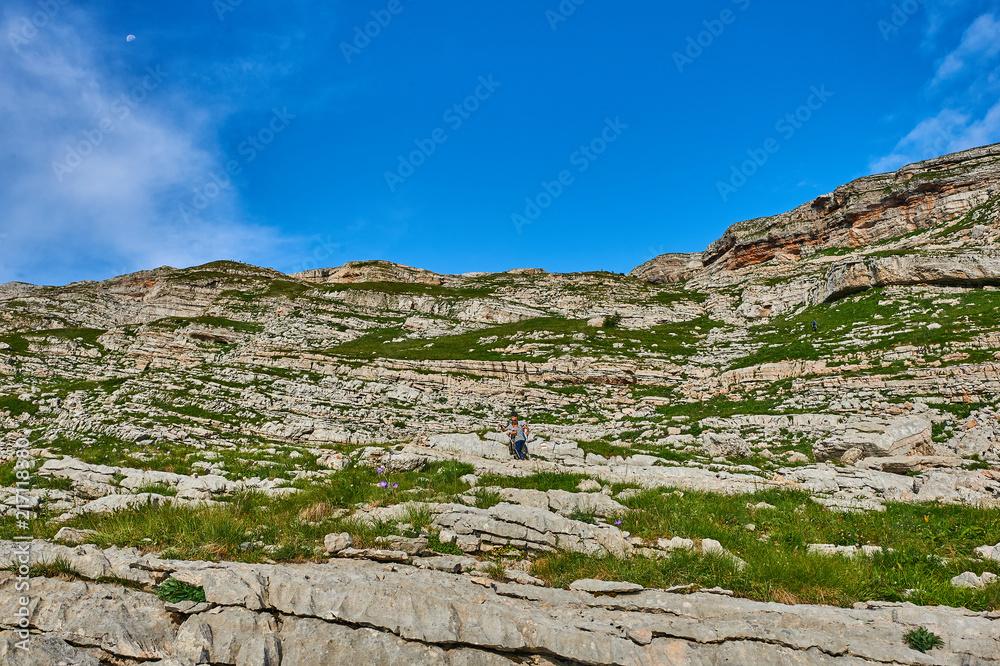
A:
[[3, 143, 1000, 664]]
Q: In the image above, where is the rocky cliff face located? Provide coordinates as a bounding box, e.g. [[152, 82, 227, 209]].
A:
[[4, 145, 1000, 665], [700, 143, 1000, 271]]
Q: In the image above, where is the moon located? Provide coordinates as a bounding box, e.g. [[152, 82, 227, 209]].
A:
[[126, 34, 136, 42]]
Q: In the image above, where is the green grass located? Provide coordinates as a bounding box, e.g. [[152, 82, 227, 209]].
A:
[[149, 397, 231, 423], [47, 436, 203, 476], [10, 455, 1000, 612], [325, 280, 496, 300], [0, 395, 38, 416], [0, 460, 19, 486], [36, 476, 74, 491], [262, 280, 313, 300], [428, 531, 464, 555], [726, 286, 1000, 370], [15, 328, 106, 348], [602, 313, 623, 329], [530, 486, 1000, 610], [655, 394, 802, 422], [33, 461, 477, 563], [157, 578, 206, 603], [327, 314, 722, 363], [468, 488, 503, 509], [0, 333, 30, 354], [575, 439, 635, 459], [49, 376, 129, 395], [130, 483, 179, 497], [147, 316, 263, 335], [477, 471, 592, 493], [651, 289, 709, 305], [6, 556, 81, 579]]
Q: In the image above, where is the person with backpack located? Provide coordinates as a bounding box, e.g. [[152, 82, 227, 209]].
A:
[[504, 411, 530, 460]]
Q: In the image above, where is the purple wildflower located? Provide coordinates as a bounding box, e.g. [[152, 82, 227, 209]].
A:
[[614, 520, 622, 526], [378, 481, 388, 488], [392, 483, 399, 489]]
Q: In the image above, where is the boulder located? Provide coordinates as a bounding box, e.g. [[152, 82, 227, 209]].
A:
[[974, 543, 1000, 562], [375, 535, 430, 556], [814, 416, 933, 461], [840, 447, 864, 466], [323, 532, 353, 555], [426, 434, 509, 460], [951, 571, 998, 589], [53, 527, 97, 544], [700, 432, 752, 459]]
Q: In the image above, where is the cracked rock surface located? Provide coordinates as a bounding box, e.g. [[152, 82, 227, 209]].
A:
[[1, 541, 998, 666]]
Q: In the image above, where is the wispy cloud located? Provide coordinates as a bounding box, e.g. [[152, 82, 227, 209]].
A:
[[871, 10, 1000, 174], [932, 13, 1000, 85], [0, 5, 290, 286], [870, 107, 993, 173]]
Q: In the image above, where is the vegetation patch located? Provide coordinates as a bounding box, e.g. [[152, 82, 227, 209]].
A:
[[157, 578, 207, 604], [904, 627, 945, 653], [530, 487, 1000, 610]]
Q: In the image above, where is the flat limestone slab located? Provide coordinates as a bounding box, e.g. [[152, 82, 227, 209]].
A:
[[569, 578, 645, 594]]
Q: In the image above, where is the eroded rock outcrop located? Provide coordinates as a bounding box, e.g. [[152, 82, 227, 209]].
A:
[[2, 541, 999, 666], [811, 252, 1000, 303], [700, 143, 1000, 272]]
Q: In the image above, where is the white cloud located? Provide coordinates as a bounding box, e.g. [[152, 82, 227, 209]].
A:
[[869, 102, 1000, 173], [0, 6, 292, 286], [871, 9, 1000, 174], [932, 13, 1000, 84]]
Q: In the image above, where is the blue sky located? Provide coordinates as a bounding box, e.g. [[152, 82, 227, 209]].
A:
[[2, 0, 999, 286]]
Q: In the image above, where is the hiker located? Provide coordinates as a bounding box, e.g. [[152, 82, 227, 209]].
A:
[[498, 421, 516, 458], [812, 321, 818, 333], [505, 412, 530, 460]]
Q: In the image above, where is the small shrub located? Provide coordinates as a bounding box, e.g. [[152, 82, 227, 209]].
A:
[[470, 489, 502, 510], [603, 313, 623, 329], [904, 627, 944, 653], [158, 578, 207, 604], [8, 556, 81, 580], [131, 483, 179, 497], [428, 531, 463, 556], [35, 476, 73, 491], [568, 508, 597, 525], [405, 504, 433, 530], [490, 544, 524, 561], [484, 561, 507, 581]]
